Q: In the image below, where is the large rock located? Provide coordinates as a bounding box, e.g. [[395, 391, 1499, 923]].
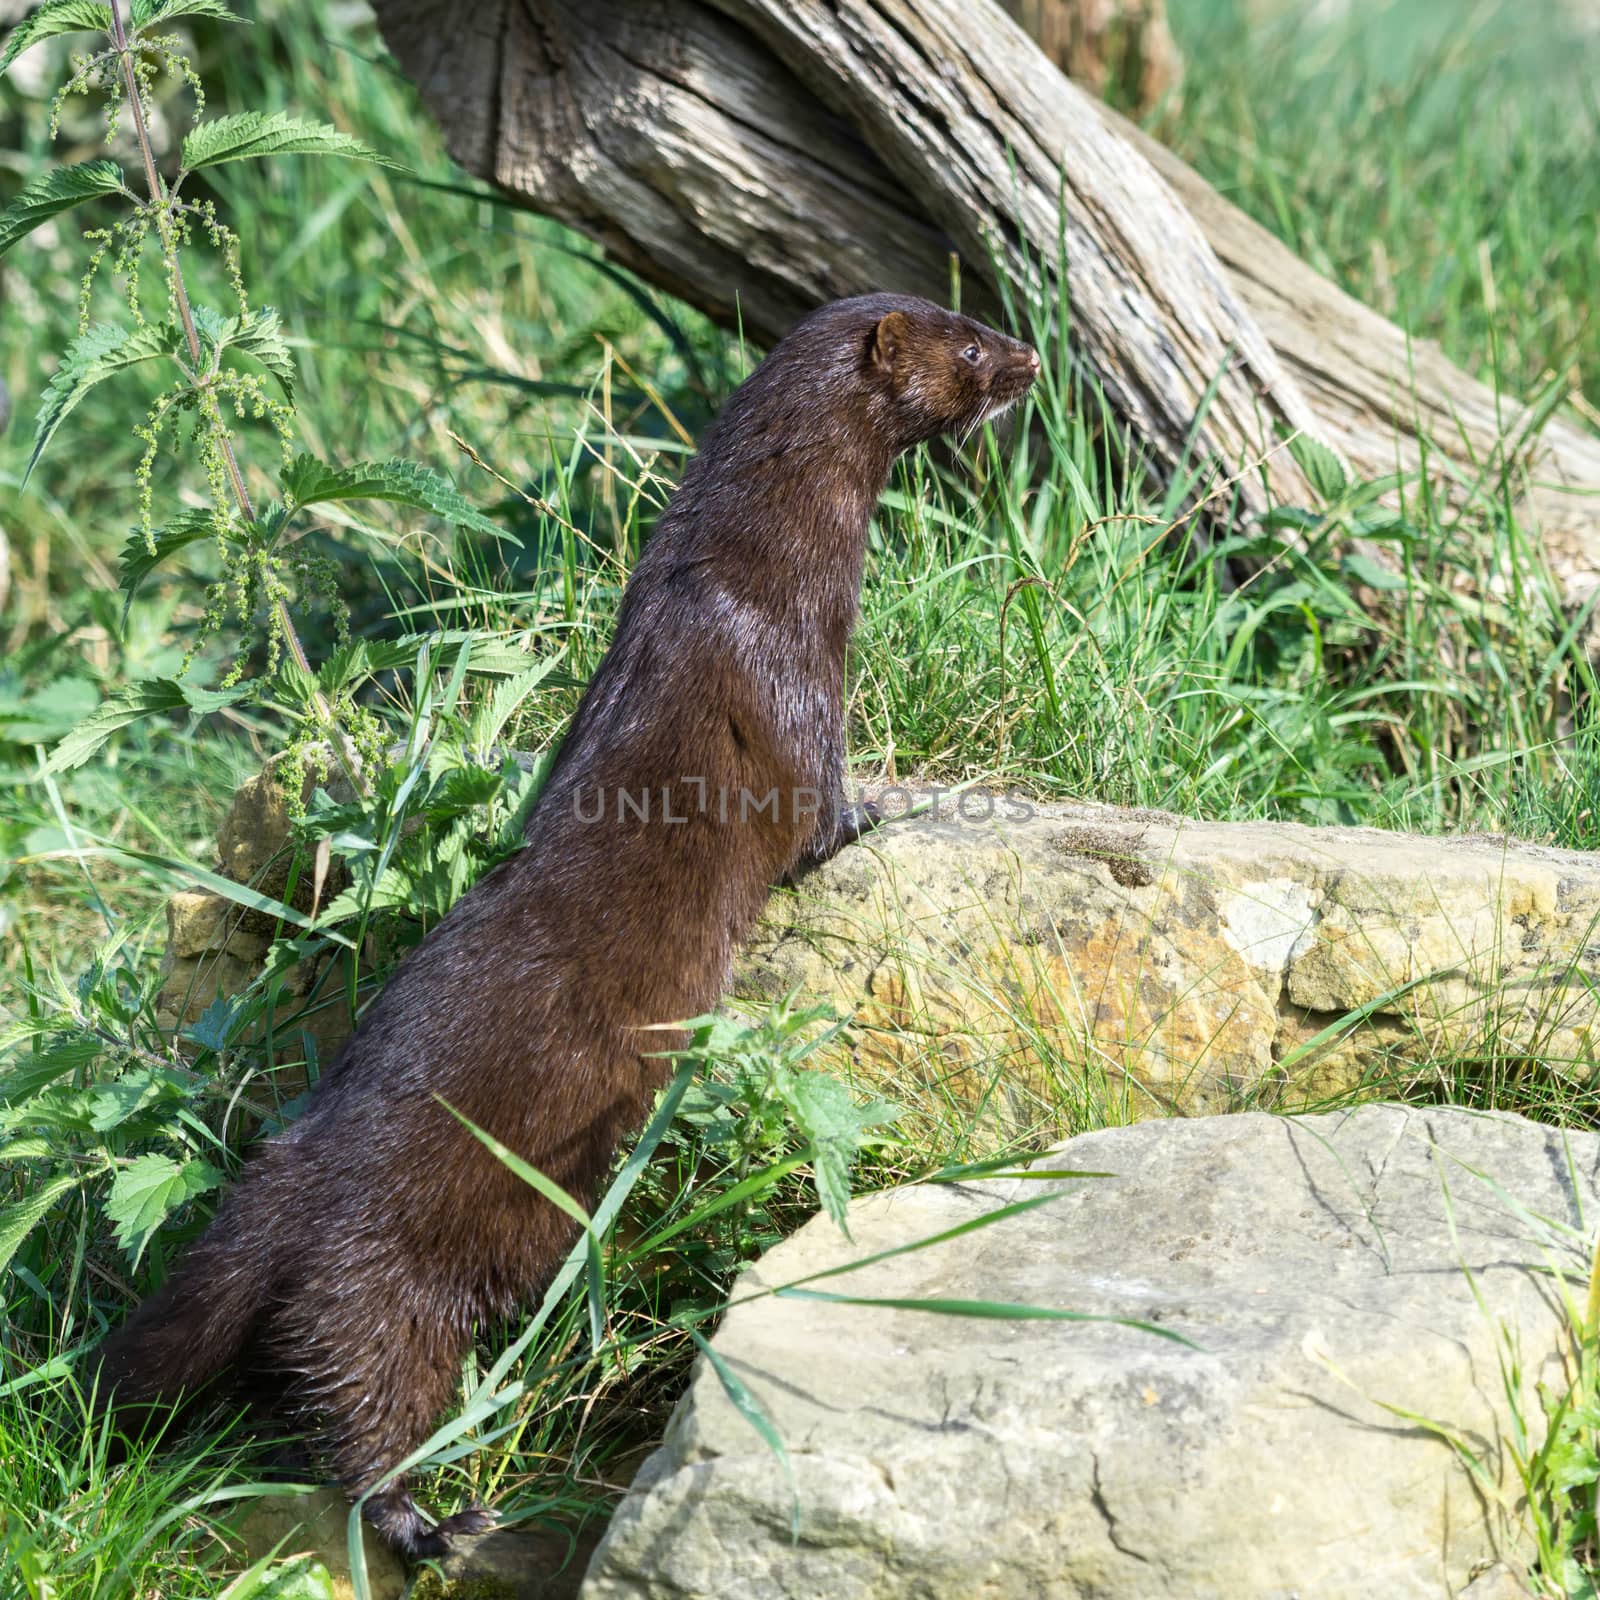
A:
[[582, 1104, 1590, 1599], [743, 794, 1600, 1132], [157, 774, 1600, 1127]]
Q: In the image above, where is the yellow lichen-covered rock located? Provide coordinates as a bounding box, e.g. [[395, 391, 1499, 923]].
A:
[[155, 754, 360, 1066], [165, 889, 273, 963], [229, 1489, 406, 1600], [216, 764, 298, 892], [741, 793, 1600, 1134], [158, 773, 1600, 1136]]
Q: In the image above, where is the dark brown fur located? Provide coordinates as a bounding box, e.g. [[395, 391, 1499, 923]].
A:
[[94, 294, 1039, 1559]]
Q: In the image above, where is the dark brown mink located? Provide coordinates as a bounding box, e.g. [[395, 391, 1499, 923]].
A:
[[92, 292, 1040, 1560]]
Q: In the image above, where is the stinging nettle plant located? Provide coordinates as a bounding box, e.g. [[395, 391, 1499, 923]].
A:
[[0, 0, 507, 795]]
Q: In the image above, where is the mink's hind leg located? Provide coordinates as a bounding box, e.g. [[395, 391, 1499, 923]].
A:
[[362, 1485, 497, 1561], [337, 1325, 499, 1561], [276, 1285, 496, 1561]]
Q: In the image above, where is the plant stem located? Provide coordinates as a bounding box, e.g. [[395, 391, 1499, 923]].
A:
[[1584, 1226, 1600, 1342], [107, 0, 368, 797]]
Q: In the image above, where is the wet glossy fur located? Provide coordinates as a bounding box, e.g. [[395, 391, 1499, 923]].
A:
[[94, 293, 1039, 1559]]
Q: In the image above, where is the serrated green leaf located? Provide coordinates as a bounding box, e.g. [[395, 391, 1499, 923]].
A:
[[376, 631, 553, 679], [280, 453, 507, 540], [314, 871, 414, 927], [0, 1088, 97, 1140], [88, 1065, 189, 1132], [424, 765, 505, 816], [181, 111, 402, 175], [107, 1153, 221, 1265], [228, 308, 296, 398], [28, 321, 177, 481], [183, 993, 242, 1053], [469, 660, 564, 753], [0, 2, 110, 79], [43, 679, 188, 772], [118, 507, 219, 605], [0, 1138, 53, 1162], [1288, 432, 1350, 504], [779, 1070, 899, 1231], [42, 676, 248, 773], [315, 640, 372, 697], [0, 160, 125, 260], [131, 0, 242, 25], [288, 631, 553, 700], [0, 1037, 103, 1103], [0, 1172, 81, 1277], [191, 304, 296, 399]]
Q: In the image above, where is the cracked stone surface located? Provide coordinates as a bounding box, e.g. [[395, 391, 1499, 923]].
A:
[[159, 778, 1600, 1128], [580, 1104, 1596, 1599]]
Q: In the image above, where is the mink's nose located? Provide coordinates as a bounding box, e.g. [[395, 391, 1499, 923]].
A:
[[1027, 348, 1041, 375]]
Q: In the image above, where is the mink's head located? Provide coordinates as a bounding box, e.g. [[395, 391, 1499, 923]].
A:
[[854, 296, 1040, 450], [691, 295, 1041, 489]]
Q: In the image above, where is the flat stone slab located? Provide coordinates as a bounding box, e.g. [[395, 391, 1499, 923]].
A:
[[581, 1104, 1594, 1599]]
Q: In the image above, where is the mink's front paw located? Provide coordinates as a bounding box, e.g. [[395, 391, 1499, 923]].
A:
[[779, 799, 884, 886], [835, 799, 882, 848]]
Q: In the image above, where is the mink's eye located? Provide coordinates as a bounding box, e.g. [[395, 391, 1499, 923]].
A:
[[961, 343, 983, 364]]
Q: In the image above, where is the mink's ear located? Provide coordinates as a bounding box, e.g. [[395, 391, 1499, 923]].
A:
[[870, 310, 910, 376]]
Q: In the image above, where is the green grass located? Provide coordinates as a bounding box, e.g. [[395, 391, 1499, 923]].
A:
[[2, 0, 1600, 1592], [0, 1377, 262, 1599], [1167, 0, 1600, 411]]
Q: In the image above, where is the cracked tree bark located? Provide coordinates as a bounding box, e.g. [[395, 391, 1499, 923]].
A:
[[371, 0, 1600, 590]]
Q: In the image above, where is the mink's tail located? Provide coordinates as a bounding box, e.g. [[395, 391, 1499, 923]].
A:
[[91, 1165, 285, 1437]]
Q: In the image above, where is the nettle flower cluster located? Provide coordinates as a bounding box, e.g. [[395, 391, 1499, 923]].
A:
[[1, 0, 507, 792]]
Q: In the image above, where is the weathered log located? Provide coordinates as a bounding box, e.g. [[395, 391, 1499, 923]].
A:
[[371, 0, 1600, 567], [710, 0, 1326, 512], [377, 0, 1318, 516], [1104, 104, 1600, 608]]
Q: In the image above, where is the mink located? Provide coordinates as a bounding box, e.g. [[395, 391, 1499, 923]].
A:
[[93, 293, 1040, 1560]]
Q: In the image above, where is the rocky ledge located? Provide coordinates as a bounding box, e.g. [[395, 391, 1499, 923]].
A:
[[159, 775, 1600, 1131]]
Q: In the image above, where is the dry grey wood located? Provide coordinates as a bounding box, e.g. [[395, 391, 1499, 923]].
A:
[[403, 0, 963, 345], [379, 0, 1317, 515], [371, 0, 1600, 564]]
